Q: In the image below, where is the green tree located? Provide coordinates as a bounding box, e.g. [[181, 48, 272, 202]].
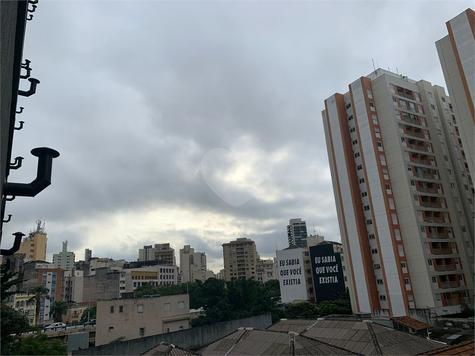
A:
[[80, 306, 96, 323], [1, 264, 23, 302], [285, 302, 320, 319], [50, 301, 68, 322], [14, 334, 66, 355], [27, 286, 50, 326], [317, 292, 352, 317], [1, 302, 30, 355]]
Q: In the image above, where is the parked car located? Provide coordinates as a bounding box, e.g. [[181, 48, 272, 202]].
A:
[[84, 319, 96, 326], [44, 322, 66, 331]]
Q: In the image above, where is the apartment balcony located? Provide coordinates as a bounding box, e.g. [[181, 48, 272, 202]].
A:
[[425, 217, 445, 223], [450, 281, 459, 288], [435, 265, 455, 272], [422, 202, 440, 208], [428, 233, 448, 239], [418, 187, 438, 194], [432, 248, 452, 255], [406, 131, 424, 139]]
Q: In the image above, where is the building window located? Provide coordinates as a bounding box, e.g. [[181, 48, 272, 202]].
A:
[[428, 259, 433, 266], [368, 234, 375, 240], [164, 303, 171, 311], [432, 277, 437, 283], [364, 205, 370, 211], [348, 115, 353, 121], [359, 178, 365, 184], [362, 192, 367, 197], [377, 279, 384, 285], [137, 305, 143, 313], [379, 295, 386, 301], [371, 249, 378, 254], [139, 328, 145, 337], [350, 127, 356, 133], [119, 305, 123, 313], [178, 301, 184, 309], [374, 264, 381, 269], [352, 140, 358, 145], [366, 219, 373, 225], [404, 278, 410, 285], [355, 152, 360, 158], [346, 103, 352, 109], [357, 165, 363, 170], [110, 306, 114, 313]]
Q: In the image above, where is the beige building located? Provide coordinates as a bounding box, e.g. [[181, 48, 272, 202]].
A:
[[436, 8, 474, 176], [15, 227, 47, 262], [12, 293, 36, 326], [322, 68, 474, 317], [223, 238, 257, 281], [179, 245, 207, 283], [256, 258, 275, 283], [96, 295, 190, 346]]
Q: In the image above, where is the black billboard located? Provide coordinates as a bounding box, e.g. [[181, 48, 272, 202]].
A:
[[309, 244, 345, 303]]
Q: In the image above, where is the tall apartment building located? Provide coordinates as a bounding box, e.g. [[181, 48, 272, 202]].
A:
[[85, 248, 92, 262], [322, 68, 474, 317], [223, 238, 257, 281], [436, 8, 474, 176], [138, 243, 176, 266], [15, 221, 47, 261], [287, 218, 308, 247], [53, 241, 75, 270], [179, 245, 207, 283], [21, 261, 62, 325]]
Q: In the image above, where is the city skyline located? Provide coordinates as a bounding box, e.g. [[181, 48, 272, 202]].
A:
[[1, 1, 472, 273]]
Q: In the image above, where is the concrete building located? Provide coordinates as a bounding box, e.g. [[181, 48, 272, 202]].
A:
[[53, 241, 75, 270], [20, 261, 63, 325], [322, 68, 474, 317], [138, 245, 155, 262], [96, 294, 191, 346], [179, 245, 207, 284], [82, 268, 124, 303], [154, 243, 176, 266], [139, 243, 176, 266], [436, 8, 475, 176], [223, 238, 257, 281], [12, 293, 36, 326], [15, 222, 47, 261], [255, 258, 275, 283], [287, 218, 308, 247], [123, 265, 177, 296], [85, 248, 92, 262]]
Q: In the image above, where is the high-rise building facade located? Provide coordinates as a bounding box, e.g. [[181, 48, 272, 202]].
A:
[[287, 218, 308, 247], [15, 221, 47, 261], [322, 68, 474, 317], [138, 243, 176, 266], [436, 8, 474, 176], [53, 241, 75, 270], [179, 245, 207, 283], [223, 238, 257, 281], [85, 248, 92, 262]]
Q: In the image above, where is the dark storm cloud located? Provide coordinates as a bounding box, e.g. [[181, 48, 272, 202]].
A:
[[2, 0, 472, 269]]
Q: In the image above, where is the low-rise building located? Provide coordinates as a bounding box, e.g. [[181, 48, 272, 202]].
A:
[[12, 293, 36, 326], [96, 294, 191, 346]]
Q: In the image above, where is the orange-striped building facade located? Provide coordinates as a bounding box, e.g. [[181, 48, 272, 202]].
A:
[[322, 68, 474, 317]]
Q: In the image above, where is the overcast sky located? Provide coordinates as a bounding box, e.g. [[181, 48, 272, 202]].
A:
[[2, 0, 472, 272]]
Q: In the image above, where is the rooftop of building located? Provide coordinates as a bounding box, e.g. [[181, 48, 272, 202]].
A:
[[199, 328, 360, 355], [268, 318, 445, 355], [141, 342, 199, 356], [419, 339, 474, 356]]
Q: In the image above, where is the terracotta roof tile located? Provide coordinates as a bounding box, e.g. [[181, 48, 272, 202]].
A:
[[391, 316, 431, 330], [419, 340, 474, 355]]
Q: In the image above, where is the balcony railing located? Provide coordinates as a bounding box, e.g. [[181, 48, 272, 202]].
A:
[[440, 282, 450, 288], [450, 281, 459, 288]]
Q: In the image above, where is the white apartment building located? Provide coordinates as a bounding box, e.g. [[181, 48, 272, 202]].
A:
[[179, 245, 207, 283], [322, 68, 474, 317], [436, 8, 474, 176], [52, 241, 75, 270]]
